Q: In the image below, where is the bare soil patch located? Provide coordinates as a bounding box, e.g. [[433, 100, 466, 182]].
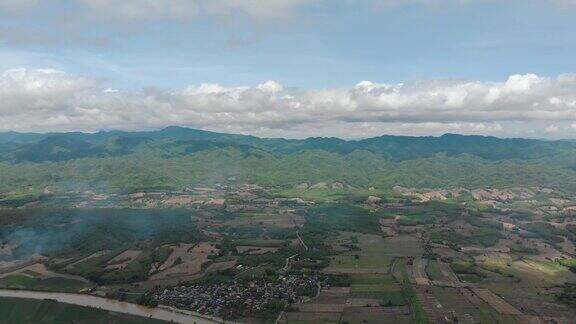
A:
[[412, 257, 429, 285], [150, 242, 218, 280], [226, 212, 304, 229], [472, 288, 522, 315], [65, 250, 110, 270], [345, 298, 381, 307], [105, 250, 142, 270], [295, 304, 345, 313], [236, 246, 279, 255], [415, 285, 447, 323], [283, 311, 341, 322], [205, 260, 237, 273], [323, 267, 388, 274], [559, 237, 576, 254], [437, 259, 460, 284], [0, 263, 89, 282], [0, 243, 19, 256], [380, 226, 396, 236]]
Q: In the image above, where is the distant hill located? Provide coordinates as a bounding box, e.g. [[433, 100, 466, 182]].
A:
[[1, 126, 574, 162], [1, 126, 576, 194]]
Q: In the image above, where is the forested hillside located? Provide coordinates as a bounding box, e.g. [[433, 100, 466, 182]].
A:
[[1, 126, 576, 195]]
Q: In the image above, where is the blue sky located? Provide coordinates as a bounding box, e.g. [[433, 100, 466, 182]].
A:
[[1, 0, 576, 138], [2, 0, 575, 88]]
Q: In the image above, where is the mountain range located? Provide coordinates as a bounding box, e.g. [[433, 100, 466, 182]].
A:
[[1, 126, 575, 195]]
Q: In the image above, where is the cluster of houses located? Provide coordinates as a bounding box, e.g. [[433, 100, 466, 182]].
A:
[[154, 274, 323, 319]]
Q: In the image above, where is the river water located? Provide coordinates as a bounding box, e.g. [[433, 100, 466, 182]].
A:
[[0, 289, 221, 324]]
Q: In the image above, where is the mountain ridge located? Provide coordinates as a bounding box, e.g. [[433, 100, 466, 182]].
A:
[[1, 126, 576, 195], [0, 126, 569, 144], [1, 126, 575, 163]]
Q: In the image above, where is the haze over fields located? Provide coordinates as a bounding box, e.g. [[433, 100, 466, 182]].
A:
[[1, 1, 576, 324]]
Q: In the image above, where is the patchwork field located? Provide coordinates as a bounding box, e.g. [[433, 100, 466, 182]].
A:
[[425, 259, 445, 281], [1, 184, 575, 323], [205, 260, 237, 273], [349, 274, 406, 306], [106, 250, 142, 270], [475, 252, 576, 286], [432, 287, 520, 323], [0, 263, 91, 292], [150, 242, 218, 280], [339, 306, 412, 324], [325, 233, 422, 274], [281, 282, 412, 324], [236, 246, 279, 254], [471, 288, 522, 315], [224, 212, 305, 229], [64, 250, 110, 270], [411, 257, 429, 285]]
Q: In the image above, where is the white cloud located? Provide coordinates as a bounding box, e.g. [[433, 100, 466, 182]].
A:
[[545, 124, 560, 133], [75, 0, 317, 21], [0, 0, 317, 20], [257, 80, 284, 93], [2, 69, 576, 138], [2, 0, 574, 21], [0, 0, 39, 11]]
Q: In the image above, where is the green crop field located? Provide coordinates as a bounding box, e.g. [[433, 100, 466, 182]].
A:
[[350, 274, 406, 306], [425, 260, 444, 281], [0, 297, 165, 324], [0, 275, 90, 292], [431, 287, 519, 324], [380, 235, 423, 257], [328, 234, 396, 271], [340, 308, 413, 324]]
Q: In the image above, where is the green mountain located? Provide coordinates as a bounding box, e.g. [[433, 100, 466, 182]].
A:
[[1, 126, 575, 195]]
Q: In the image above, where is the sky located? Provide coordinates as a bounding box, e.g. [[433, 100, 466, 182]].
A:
[[1, 0, 576, 139]]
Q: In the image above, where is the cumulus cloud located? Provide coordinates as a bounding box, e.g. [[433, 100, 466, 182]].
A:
[[2, 68, 576, 138]]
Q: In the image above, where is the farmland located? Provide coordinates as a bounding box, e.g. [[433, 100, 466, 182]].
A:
[[0, 297, 164, 323], [0, 183, 576, 323]]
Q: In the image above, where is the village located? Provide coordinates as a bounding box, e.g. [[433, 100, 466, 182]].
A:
[[153, 273, 324, 320]]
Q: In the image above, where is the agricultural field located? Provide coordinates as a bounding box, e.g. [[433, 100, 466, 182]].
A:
[[150, 242, 218, 280], [326, 233, 395, 274], [0, 297, 164, 323], [0, 184, 576, 323], [325, 233, 422, 275], [349, 274, 405, 306], [431, 287, 519, 323], [475, 252, 576, 286], [0, 263, 91, 292]]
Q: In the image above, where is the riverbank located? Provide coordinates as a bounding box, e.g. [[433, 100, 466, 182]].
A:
[[0, 289, 223, 324]]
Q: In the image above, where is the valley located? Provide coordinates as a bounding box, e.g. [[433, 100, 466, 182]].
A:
[[1, 181, 575, 323]]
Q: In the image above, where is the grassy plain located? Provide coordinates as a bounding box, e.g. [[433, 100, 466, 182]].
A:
[[349, 274, 406, 306], [476, 253, 576, 285], [431, 287, 519, 324], [0, 275, 90, 292], [328, 234, 423, 275], [0, 297, 164, 323]]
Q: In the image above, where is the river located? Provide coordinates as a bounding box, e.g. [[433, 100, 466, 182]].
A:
[[0, 289, 222, 324]]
